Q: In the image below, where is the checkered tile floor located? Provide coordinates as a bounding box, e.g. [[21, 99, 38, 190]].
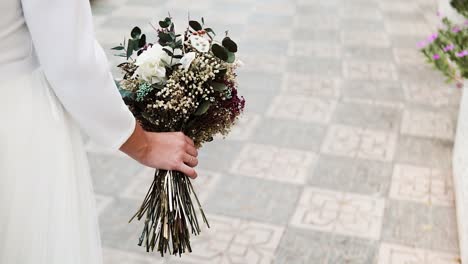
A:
[[88, 0, 462, 263]]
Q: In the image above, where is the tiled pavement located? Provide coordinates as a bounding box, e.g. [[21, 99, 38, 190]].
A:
[[88, 0, 463, 263]]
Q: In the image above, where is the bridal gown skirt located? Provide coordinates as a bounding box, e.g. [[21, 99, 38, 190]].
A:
[[0, 60, 104, 264]]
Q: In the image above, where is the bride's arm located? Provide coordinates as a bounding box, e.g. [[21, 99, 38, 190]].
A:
[[20, 0, 199, 177], [21, 0, 135, 150]]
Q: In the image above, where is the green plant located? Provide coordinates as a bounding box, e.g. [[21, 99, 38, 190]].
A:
[[419, 2, 468, 86]]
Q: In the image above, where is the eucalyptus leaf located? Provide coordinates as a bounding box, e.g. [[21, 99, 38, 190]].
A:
[[138, 34, 146, 48], [222, 37, 238, 53], [227, 51, 235, 63], [159, 21, 170, 28], [126, 39, 137, 58], [204, 28, 216, 36], [111, 46, 125, 50], [158, 32, 172, 43], [211, 44, 228, 61], [163, 48, 174, 56], [118, 88, 135, 100], [217, 68, 227, 76], [189, 20, 202, 31], [131, 27, 141, 39], [194, 101, 211, 116], [212, 82, 227, 92]]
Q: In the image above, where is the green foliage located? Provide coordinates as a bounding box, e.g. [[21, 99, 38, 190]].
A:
[[211, 82, 227, 92], [420, 18, 468, 84], [189, 20, 203, 31], [222, 37, 237, 53], [451, 0, 468, 18], [193, 100, 211, 116]]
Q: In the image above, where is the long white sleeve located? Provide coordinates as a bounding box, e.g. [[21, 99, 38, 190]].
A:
[[21, 0, 136, 150]]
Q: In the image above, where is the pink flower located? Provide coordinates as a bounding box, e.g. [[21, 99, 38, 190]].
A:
[[427, 33, 438, 43], [455, 50, 468, 58], [443, 44, 455, 52], [417, 40, 428, 49], [452, 26, 461, 33], [433, 54, 441, 60]]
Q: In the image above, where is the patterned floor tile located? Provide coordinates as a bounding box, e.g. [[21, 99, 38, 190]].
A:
[[398, 64, 445, 83], [288, 41, 341, 58], [381, 200, 459, 252], [293, 15, 340, 30], [343, 46, 394, 61], [401, 109, 456, 140], [230, 143, 317, 184], [237, 70, 283, 93], [103, 247, 168, 264], [198, 140, 243, 172], [239, 54, 287, 73], [321, 125, 398, 162], [204, 174, 301, 225], [379, 2, 419, 14], [340, 6, 383, 21], [292, 28, 341, 44], [393, 47, 427, 65], [282, 73, 340, 98], [343, 61, 398, 81], [341, 80, 404, 105], [311, 155, 393, 196], [120, 167, 220, 204], [287, 57, 342, 77], [290, 187, 385, 240], [88, 152, 145, 195], [341, 31, 391, 48], [390, 164, 454, 207], [267, 95, 337, 124], [377, 243, 460, 264], [333, 101, 402, 131], [176, 214, 284, 264], [275, 228, 378, 264], [250, 118, 327, 151], [340, 18, 386, 32], [403, 82, 461, 108], [225, 113, 261, 142], [99, 197, 152, 252], [95, 194, 115, 215], [385, 21, 431, 36], [395, 136, 453, 169]]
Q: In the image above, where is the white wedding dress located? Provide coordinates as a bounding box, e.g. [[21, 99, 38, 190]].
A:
[[0, 0, 136, 263]]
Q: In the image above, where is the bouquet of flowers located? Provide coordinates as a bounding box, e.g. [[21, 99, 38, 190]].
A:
[[418, 0, 468, 87], [112, 15, 245, 256]]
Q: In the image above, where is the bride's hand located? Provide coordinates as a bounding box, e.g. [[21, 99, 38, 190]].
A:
[[119, 121, 198, 179]]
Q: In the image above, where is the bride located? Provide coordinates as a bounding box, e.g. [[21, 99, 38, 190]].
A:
[[0, 0, 199, 263]]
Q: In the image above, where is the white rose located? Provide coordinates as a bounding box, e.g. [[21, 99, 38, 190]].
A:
[[189, 35, 210, 52], [134, 44, 171, 84], [179, 52, 196, 71]]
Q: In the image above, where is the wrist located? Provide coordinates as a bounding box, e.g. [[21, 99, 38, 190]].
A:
[[120, 121, 150, 161]]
